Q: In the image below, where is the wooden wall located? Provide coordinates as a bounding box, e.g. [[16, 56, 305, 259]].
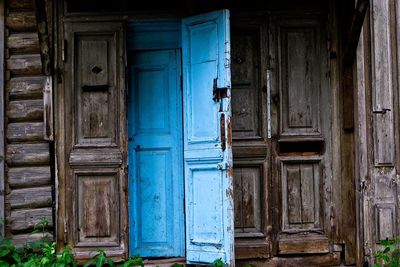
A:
[[356, 0, 400, 265], [4, 0, 53, 244]]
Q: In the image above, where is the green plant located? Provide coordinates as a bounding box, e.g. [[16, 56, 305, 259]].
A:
[[374, 237, 400, 267], [212, 258, 225, 267], [83, 249, 115, 267], [122, 255, 144, 267]]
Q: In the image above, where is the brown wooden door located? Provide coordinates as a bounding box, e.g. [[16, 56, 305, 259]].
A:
[[232, 13, 335, 260], [57, 21, 128, 261]]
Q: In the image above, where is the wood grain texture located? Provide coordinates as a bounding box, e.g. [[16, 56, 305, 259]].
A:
[[7, 33, 40, 54], [12, 233, 53, 247], [7, 54, 42, 76], [371, 0, 395, 166], [7, 122, 44, 142], [7, 99, 43, 122], [236, 252, 341, 267], [7, 76, 44, 100], [6, 143, 49, 166], [6, 12, 36, 32], [8, 186, 52, 209], [8, 166, 51, 189], [278, 237, 329, 254], [9, 207, 52, 232], [7, 0, 34, 11]]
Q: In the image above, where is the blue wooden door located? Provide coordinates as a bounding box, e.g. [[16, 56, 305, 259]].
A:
[[128, 49, 184, 257], [182, 10, 234, 265]]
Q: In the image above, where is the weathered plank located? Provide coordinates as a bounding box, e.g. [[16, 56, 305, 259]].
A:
[[278, 237, 330, 254], [12, 233, 53, 247], [7, 33, 40, 54], [7, 76, 44, 100], [7, 99, 43, 122], [6, 12, 36, 32], [9, 207, 52, 232], [8, 166, 51, 189], [7, 54, 42, 76], [7, 122, 44, 142], [237, 252, 341, 267], [6, 143, 49, 166], [8, 186, 52, 209], [7, 0, 34, 11]]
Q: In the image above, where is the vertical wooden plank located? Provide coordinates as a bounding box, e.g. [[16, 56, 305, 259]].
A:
[[355, 19, 369, 265], [286, 166, 301, 224], [241, 167, 261, 231], [371, 0, 395, 166], [0, 0, 4, 237], [301, 164, 314, 223], [233, 168, 243, 231]]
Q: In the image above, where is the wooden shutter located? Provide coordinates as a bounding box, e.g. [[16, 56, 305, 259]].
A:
[[60, 22, 127, 260], [182, 10, 234, 265]]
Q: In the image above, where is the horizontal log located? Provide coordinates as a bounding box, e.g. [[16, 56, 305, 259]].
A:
[[12, 233, 54, 247], [7, 0, 34, 11], [7, 54, 42, 76], [6, 12, 36, 32], [7, 76, 45, 100], [7, 99, 43, 122], [8, 166, 51, 189], [7, 33, 40, 54], [7, 122, 44, 142], [8, 186, 52, 209], [9, 208, 53, 232], [6, 143, 49, 166]]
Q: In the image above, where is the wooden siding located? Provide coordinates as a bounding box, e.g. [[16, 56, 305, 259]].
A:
[[4, 0, 53, 245]]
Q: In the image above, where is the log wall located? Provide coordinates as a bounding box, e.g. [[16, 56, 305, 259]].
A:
[[4, 0, 53, 245]]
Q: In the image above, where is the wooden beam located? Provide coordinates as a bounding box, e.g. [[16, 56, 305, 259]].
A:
[[343, 0, 369, 67]]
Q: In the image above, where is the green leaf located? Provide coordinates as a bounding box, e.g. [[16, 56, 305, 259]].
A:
[[83, 258, 96, 267]]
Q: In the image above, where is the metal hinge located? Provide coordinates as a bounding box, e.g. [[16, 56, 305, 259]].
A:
[[213, 78, 228, 101]]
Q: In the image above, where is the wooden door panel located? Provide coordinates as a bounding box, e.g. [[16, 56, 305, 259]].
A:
[[233, 166, 263, 236], [75, 171, 119, 247], [281, 159, 321, 231], [128, 49, 184, 257], [62, 22, 127, 260], [231, 18, 270, 259], [74, 34, 117, 147], [271, 16, 331, 256], [278, 22, 322, 138], [231, 30, 261, 139]]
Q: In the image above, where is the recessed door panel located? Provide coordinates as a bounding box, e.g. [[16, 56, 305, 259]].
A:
[[128, 49, 184, 257]]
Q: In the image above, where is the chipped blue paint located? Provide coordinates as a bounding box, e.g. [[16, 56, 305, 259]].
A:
[[127, 41, 184, 256], [182, 10, 234, 265]]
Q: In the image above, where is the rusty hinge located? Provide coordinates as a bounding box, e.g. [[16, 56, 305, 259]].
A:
[[213, 78, 228, 101]]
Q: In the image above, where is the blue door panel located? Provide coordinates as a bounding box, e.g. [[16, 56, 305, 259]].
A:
[[128, 49, 184, 257], [182, 10, 234, 265]]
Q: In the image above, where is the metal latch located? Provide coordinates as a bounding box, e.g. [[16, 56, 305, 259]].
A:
[[213, 78, 228, 101], [372, 108, 391, 114]]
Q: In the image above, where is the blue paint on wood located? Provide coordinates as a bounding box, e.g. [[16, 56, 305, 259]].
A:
[[182, 10, 234, 265], [127, 21, 181, 50], [128, 48, 184, 257]]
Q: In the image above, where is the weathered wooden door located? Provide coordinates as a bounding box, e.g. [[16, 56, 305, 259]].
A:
[[232, 13, 335, 261], [127, 49, 184, 257]]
